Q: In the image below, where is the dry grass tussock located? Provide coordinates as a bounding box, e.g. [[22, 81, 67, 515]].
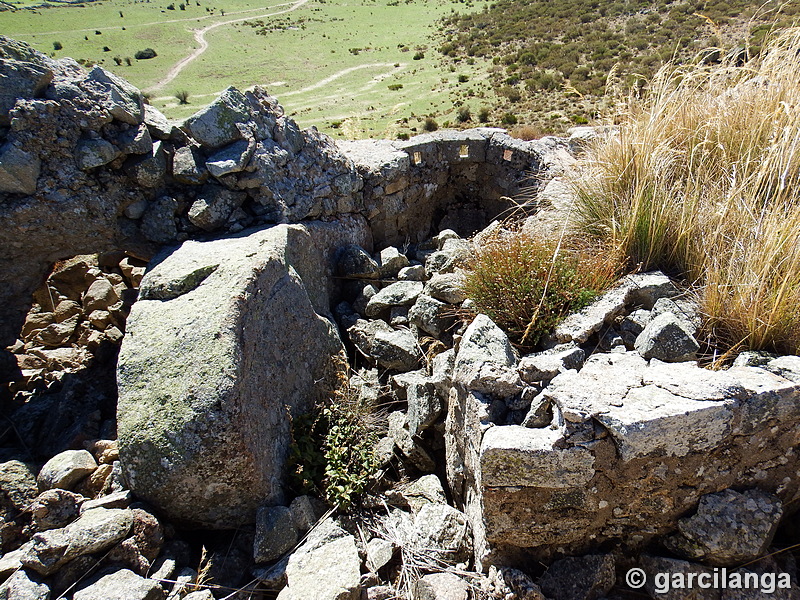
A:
[[572, 26, 800, 355]]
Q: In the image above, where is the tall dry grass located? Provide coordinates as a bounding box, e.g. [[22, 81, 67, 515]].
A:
[[573, 27, 800, 355]]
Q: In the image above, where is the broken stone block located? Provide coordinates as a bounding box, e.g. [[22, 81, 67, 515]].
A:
[[205, 139, 254, 178], [453, 314, 517, 386], [182, 86, 250, 149], [371, 327, 422, 372], [75, 139, 119, 170], [187, 184, 246, 232], [412, 572, 469, 600], [411, 503, 472, 566], [665, 489, 782, 566], [365, 281, 424, 317], [253, 505, 298, 563], [635, 312, 700, 362], [424, 272, 467, 304], [73, 568, 163, 600], [408, 294, 454, 338], [0, 143, 40, 195], [377, 246, 410, 278], [172, 145, 209, 185], [0, 569, 51, 600], [337, 245, 380, 279], [518, 343, 585, 383]]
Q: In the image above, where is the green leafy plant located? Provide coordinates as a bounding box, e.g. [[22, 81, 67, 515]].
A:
[[287, 367, 382, 510], [463, 230, 619, 349]]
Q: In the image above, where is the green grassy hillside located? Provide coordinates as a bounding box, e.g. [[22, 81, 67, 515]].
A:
[[438, 0, 800, 132]]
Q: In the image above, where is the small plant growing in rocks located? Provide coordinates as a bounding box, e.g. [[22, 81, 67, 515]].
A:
[[463, 230, 619, 348], [287, 365, 381, 510], [422, 117, 438, 131]]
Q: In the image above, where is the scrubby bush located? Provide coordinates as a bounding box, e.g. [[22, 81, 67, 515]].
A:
[[456, 105, 471, 122], [53, 41, 63, 51], [175, 90, 190, 104], [463, 231, 618, 348], [135, 48, 157, 59], [477, 106, 491, 122], [501, 112, 518, 125], [423, 116, 438, 131], [388, 83, 403, 91]]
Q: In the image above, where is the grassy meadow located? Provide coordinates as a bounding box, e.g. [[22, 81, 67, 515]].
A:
[[1, 0, 502, 138]]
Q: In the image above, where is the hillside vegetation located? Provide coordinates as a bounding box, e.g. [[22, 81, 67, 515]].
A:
[[572, 26, 800, 358], [438, 0, 800, 132]]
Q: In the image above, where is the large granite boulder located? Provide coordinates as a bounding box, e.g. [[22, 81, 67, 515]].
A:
[[117, 218, 370, 527]]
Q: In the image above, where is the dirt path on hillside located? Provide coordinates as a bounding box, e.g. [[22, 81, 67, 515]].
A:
[[280, 63, 401, 97], [7, 3, 295, 37], [146, 0, 311, 92]]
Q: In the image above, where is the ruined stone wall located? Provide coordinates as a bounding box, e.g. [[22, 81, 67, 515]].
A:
[[0, 35, 569, 385]]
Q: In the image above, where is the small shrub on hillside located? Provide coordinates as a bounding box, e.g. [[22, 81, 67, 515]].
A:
[[458, 74, 469, 82], [135, 48, 157, 60], [511, 124, 542, 140], [175, 90, 190, 104], [423, 117, 438, 131], [463, 231, 619, 349], [388, 83, 403, 91], [397, 132, 410, 140], [53, 41, 63, 51], [501, 112, 518, 125], [456, 105, 471, 122], [413, 51, 425, 60], [477, 106, 491, 122]]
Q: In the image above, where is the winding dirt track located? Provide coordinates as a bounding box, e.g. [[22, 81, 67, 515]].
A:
[[146, 0, 311, 92]]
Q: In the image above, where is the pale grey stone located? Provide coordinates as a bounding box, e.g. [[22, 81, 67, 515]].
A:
[[635, 312, 700, 362], [453, 314, 517, 386], [87, 66, 145, 125], [398, 474, 447, 514], [80, 490, 132, 513], [139, 196, 178, 243], [665, 489, 782, 566], [74, 568, 163, 600], [0, 58, 53, 125], [37, 450, 97, 491], [124, 198, 149, 220], [75, 139, 119, 170], [365, 537, 394, 572], [408, 294, 454, 338], [365, 281, 424, 317], [378, 246, 409, 278], [480, 426, 595, 488], [518, 343, 584, 383], [30, 488, 83, 530], [288, 495, 326, 534], [412, 572, 469, 600], [464, 362, 524, 398], [0, 569, 50, 600], [411, 504, 472, 566], [387, 411, 435, 473], [765, 355, 800, 383], [598, 384, 734, 460], [172, 145, 209, 185], [372, 327, 422, 371], [205, 139, 254, 177], [22, 508, 133, 575], [424, 272, 466, 304], [278, 518, 361, 600], [187, 184, 245, 231], [126, 140, 166, 188], [182, 86, 250, 149], [118, 123, 153, 155], [398, 265, 427, 281], [144, 104, 173, 139], [118, 222, 367, 527]]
